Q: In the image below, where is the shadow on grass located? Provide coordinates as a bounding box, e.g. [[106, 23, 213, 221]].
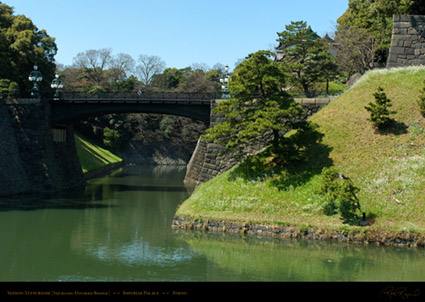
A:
[[375, 120, 408, 136], [228, 140, 333, 191]]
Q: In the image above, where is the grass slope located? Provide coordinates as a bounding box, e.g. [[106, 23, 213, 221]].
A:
[[74, 133, 123, 173], [177, 66, 425, 233]]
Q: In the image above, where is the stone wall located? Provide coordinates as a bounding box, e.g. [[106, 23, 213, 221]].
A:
[[0, 101, 30, 196], [184, 99, 329, 185], [172, 215, 425, 248], [387, 15, 425, 68], [0, 98, 85, 196]]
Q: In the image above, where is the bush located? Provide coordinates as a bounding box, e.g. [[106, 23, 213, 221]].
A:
[[319, 167, 361, 223], [364, 86, 396, 129], [417, 79, 425, 117]]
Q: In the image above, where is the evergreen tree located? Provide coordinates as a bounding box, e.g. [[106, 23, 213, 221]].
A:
[[364, 86, 396, 129], [276, 21, 337, 97]]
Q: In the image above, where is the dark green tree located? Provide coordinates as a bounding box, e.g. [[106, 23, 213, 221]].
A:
[[203, 50, 322, 162], [276, 21, 337, 97], [0, 2, 57, 94], [365, 86, 396, 129], [111, 75, 139, 93]]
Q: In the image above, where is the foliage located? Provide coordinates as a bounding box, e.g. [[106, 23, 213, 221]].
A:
[[364, 86, 397, 129], [159, 115, 177, 139], [417, 79, 425, 117], [7, 81, 19, 98], [0, 78, 19, 98], [276, 21, 338, 97], [111, 75, 139, 93], [203, 50, 322, 161], [103, 127, 122, 149], [334, 0, 421, 73], [319, 167, 361, 223], [0, 2, 57, 94]]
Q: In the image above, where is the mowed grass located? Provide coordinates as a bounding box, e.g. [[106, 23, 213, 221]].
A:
[[74, 133, 123, 173], [177, 66, 425, 233]]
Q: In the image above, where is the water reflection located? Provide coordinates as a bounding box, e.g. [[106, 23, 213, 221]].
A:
[[176, 231, 425, 281]]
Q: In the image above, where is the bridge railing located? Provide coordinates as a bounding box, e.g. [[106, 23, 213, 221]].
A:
[[57, 91, 219, 103]]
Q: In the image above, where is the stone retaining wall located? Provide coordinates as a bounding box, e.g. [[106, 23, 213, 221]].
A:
[[184, 99, 329, 185], [0, 99, 85, 196], [387, 15, 425, 68], [172, 215, 425, 248], [0, 102, 30, 196]]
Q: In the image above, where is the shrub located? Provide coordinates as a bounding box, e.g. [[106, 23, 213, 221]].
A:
[[319, 167, 361, 223], [364, 86, 396, 129], [417, 79, 425, 117]]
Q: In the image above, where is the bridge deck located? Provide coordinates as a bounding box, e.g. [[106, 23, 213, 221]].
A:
[[57, 92, 216, 104]]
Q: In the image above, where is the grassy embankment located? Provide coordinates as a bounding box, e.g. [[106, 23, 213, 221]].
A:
[[176, 66, 425, 235], [74, 133, 123, 174]]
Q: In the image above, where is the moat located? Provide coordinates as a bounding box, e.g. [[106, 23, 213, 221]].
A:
[[1, 165, 425, 282]]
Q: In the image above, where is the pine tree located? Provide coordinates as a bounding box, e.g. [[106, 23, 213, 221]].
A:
[[276, 21, 337, 97], [364, 87, 396, 129], [203, 50, 322, 162]]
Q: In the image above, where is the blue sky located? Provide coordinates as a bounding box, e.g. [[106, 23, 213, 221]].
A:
[[4, 0, 348, 70]]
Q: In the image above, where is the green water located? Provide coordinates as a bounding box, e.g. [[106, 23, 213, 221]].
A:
[[1, 165, 425, 282]]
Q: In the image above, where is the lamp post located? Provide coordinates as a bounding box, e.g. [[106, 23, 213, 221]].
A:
[[219, 65, 230, 99], [28, 64, 43, 98], [51, 72, 64, 100]]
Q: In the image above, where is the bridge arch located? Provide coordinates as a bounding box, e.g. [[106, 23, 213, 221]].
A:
[[50, 92, 215, 127]]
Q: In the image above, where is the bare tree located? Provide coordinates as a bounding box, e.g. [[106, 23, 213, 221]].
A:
[[136, 55, 166, 86], [110, 53, 136, 81], [73, 48, 114, 85], [211, 63, 225, 71], [190, 62, 210, 72], [334, 25, 383, 75]]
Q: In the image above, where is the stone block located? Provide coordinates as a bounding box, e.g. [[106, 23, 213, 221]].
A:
[[408, 28, 419, 35], [398, 21, 411, 28], [405, 48, 415, 55], [391, 47, 405, 55], [400, 16, 413, 22]]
